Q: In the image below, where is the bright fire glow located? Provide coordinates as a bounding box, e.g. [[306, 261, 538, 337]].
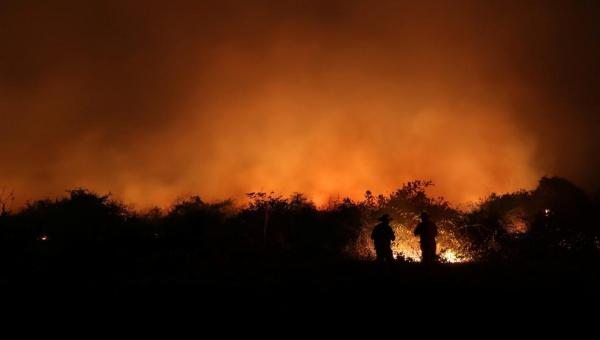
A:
[[392, 222, 471, 263], [354, 222, 472, 263]]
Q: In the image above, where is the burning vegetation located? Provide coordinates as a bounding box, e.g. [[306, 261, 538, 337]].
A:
[[0, 177, 598, 268], [350, 181, 473, 263]]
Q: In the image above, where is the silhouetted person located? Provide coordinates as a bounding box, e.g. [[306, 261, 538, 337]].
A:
[[371, 214, 395, 263], [414, 211, 438, 264]]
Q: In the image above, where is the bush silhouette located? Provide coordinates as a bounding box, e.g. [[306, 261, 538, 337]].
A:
[[0, 177, 597, 276]]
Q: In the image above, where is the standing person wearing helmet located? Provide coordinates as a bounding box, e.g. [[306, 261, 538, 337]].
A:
[[371, 214, 395, 263], [414, 211, 438, 264]]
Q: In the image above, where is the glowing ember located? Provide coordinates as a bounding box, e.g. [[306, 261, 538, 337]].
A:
[[38, 234, 48, 241]]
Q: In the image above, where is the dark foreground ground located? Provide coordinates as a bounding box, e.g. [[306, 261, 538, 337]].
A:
[[2, 253, 599, 324]]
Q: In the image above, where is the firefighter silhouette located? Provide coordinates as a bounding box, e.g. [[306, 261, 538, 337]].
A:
[[414, 211, 438, 263], [371, 214, 395, 262]]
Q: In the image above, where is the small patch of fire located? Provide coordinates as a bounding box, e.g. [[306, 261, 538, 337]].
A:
[[439, 249, 466, 263], [391, 243, 470, 263], [37, 234, 49, 241]]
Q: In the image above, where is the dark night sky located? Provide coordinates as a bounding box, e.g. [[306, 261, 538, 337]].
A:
[[1, 0, 599, 207]]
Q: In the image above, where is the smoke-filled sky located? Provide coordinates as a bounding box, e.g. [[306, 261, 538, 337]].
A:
[[1, 0, 599, 207]]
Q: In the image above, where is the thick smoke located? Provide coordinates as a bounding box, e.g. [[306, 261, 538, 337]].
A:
[[1, 1, 599, 207]]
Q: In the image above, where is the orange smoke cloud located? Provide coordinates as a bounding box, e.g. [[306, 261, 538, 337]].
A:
[[1, 1, 598, 208]]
